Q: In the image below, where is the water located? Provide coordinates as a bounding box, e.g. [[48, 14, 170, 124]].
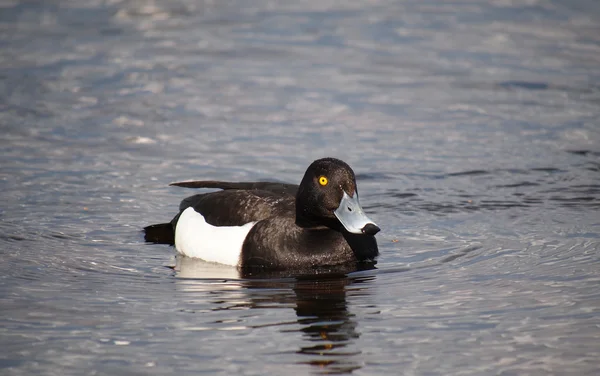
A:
[[1, 0, 599, 374]]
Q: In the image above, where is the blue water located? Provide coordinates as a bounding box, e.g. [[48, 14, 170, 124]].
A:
[[1, 0, 599, 374]]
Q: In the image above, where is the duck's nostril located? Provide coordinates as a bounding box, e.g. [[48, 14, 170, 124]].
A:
[[361, 223, 380, 236]]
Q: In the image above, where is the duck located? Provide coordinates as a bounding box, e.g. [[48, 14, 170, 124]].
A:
[[144, 157, 380, 270]]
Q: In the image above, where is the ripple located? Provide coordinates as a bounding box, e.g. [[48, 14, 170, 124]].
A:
[[566, 150, 600, 157], [498, 81, 550, 91], [447, 170, 489, 177]]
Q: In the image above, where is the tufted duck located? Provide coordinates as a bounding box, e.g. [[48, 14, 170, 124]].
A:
[[144, 158, 380, 270]]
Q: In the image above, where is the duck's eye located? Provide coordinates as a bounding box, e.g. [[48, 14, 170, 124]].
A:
[[318, 176, 328, 186]]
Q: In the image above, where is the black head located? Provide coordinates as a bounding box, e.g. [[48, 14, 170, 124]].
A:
[[295, 158, 380, 235]]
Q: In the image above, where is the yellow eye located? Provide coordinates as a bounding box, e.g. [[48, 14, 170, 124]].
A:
[[319, 176, 328, 186]]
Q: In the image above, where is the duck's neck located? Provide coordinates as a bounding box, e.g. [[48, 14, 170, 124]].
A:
[[295, 215, 327, 230], [295, 213, 344, 232]]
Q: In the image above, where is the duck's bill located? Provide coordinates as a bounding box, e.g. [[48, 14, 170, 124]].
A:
[[334, 191, 380, 235]]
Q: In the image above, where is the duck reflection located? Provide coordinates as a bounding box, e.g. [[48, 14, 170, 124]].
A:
[[291, 275, 366, 373], [174, 257, 376, 374]]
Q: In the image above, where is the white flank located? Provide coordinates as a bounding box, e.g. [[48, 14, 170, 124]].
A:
[[174, 207, 256, 266]]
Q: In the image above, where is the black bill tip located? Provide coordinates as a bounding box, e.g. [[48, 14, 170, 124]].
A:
[[361, 223, 380, 236]]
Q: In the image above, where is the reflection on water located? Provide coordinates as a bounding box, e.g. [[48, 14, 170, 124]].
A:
[[174, 257, 375, 374], [292, 277, 365, 374], [174, 255, 241, 280]]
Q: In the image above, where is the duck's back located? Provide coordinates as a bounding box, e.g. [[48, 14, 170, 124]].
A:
[[177, 189, 295, 227], [144, 182, 297, 244]]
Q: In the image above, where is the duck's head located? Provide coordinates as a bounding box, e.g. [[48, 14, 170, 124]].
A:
[[295, 158, 380, 236]]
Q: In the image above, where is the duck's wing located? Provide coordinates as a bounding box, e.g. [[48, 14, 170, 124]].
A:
[[144, 189, 294, 245], [177, 189, 295, 226], [144, 182, 297, 245], [169, 180, 298, 197]]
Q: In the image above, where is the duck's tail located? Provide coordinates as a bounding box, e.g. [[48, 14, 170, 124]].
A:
[[144, 223, 174, 245]]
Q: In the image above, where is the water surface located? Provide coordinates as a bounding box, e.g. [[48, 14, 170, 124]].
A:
[[1, 0, 599, 374]]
